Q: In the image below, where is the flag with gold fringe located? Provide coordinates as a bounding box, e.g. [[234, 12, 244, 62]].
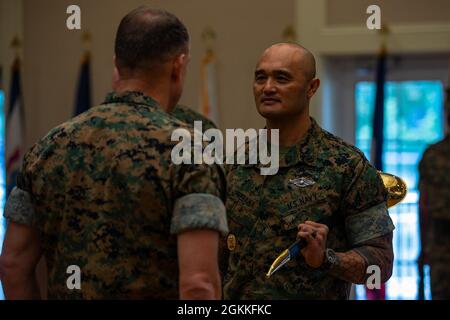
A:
[[200, 49, 220, 126]]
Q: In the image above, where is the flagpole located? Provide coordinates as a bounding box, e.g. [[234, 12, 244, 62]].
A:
[[73, 31, 92, 116], [200, 27, 220, 126], [9, 34, 24, 127]]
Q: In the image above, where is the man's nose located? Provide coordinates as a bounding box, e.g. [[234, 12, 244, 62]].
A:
[[263, 78, 277, 94]]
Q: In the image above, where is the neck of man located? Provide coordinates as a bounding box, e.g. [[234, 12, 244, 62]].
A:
[[113, 76, 172, 112], [266, 109, 311, 147]]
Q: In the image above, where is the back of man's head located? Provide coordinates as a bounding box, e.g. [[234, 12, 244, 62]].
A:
[[114, 7, 189, 73]]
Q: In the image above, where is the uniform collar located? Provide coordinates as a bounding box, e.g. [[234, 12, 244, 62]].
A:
[[241, 117, 322, 170], [103, 91, 160, 109], [276, 118, 322, 168]]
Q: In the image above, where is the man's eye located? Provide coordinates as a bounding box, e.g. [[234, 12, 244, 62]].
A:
[[276, 76, 289, 83], [255, 75, 266, 82]]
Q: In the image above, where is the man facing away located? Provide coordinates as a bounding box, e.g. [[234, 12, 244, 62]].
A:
[[419, 91, 450, 300], [0, 7, 227, 300], [223, 43, 395, 299]]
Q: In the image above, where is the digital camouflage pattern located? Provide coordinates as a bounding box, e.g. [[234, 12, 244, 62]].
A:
[[223, 118, 394, 299], [171, 104, 217, 131], [419, 135, 450, 299], [4, 187, 36, 226], [6, 91, 227, 299], [170, 193, 227, 235]]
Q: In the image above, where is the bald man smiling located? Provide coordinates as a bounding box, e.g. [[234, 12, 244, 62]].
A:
[[222, 43, 395, 300]]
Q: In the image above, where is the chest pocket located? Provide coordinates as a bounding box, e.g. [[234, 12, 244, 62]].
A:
[[266, 180, 336, 235], [228, 189, 258, 224], [280, 197, 332, 230]]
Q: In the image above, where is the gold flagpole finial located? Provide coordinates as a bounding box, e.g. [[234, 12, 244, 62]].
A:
[[10, 35, 21, 49], [378, 23, 390, 36], [81, 31, 92, 45], [201, 26, 216, 54], [378, 23, 390, 55], [282, 25, 297, 43], [81, 31, 92, 63], [11, 35, 22, 59]]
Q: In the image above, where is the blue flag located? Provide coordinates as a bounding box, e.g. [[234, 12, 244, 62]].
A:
[[74, 53, 92, 116]]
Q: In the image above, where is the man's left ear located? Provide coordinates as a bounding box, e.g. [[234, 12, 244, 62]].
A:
[[307, 78, 321, 99], [171, 53, 188, 81]]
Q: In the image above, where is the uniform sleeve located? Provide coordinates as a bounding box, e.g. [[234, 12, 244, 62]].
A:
[[170, 163, 228, 236], [4, 187, 36, 226], [342, 158, 395, 246], [3, 149, 37, 226]]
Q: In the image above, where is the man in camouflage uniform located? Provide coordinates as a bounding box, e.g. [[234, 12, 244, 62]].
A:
[[419, 89, 450, 300], [223, 43, 395, 299], [0, 7, 227, 299]]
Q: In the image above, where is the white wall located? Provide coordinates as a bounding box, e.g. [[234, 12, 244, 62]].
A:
[[295, 0, 450, 136], [4, 0, 449, 149], [18, 0, 295, 150]]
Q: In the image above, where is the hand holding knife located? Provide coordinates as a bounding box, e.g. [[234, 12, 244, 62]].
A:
[[266, 172, 407, 279]]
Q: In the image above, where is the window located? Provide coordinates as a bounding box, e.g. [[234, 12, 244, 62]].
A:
[[354, 80, 444, 300]]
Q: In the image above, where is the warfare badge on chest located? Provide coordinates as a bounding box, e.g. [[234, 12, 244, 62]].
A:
[[289, 176, 315, 188]]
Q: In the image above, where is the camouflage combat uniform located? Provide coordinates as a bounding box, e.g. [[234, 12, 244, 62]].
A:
[[223, 118, 394, 299], [4, 91, 228, 299], [419, 134, 450, 299], [171, 104, 217, 131]]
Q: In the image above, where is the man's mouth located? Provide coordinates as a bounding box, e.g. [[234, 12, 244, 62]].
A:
[[261, 97, 281, 105]]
